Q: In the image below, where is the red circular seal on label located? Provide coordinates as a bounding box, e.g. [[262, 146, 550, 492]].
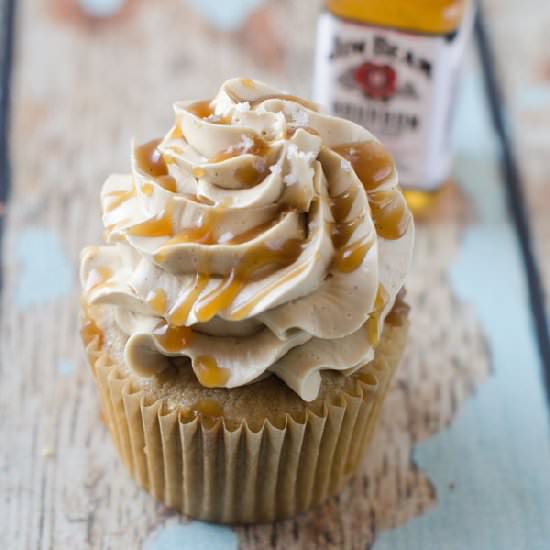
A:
[[353, 62, 397, 100]]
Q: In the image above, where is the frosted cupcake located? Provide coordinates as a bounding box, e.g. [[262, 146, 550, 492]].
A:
[[80, 78, 414, 523]]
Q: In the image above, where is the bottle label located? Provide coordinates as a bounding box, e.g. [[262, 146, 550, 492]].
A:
[[313, 10, 473, 190]]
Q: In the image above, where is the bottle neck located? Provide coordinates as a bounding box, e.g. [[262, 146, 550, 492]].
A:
[[326, 0, 467, 35]]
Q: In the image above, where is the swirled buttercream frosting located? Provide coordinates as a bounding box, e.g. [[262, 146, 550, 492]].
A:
[[80, 78, 414, 401]]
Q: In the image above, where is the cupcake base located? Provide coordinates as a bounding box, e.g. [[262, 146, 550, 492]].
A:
[[83, 312, 408, 524]]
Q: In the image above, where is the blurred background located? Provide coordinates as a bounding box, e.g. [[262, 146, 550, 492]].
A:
[[2, 0, 549, 223], [1, 0, 550, 548]]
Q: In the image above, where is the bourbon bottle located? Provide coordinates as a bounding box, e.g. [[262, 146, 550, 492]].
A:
[[313, 1, 474, 212]]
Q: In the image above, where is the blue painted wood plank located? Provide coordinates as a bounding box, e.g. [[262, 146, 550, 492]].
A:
[[375, 51, 550, 550]]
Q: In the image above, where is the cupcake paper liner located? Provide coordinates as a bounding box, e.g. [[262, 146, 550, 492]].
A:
[[84, 320, 407, 523]]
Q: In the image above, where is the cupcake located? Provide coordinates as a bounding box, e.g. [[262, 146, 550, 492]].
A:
[[80, 78, 414, 523]]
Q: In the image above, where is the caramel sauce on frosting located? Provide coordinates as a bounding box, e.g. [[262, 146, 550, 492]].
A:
[[127, 201, 174, 237], [366, 285, 389, 346], [80, 316, 104, 348], [196, 238, 303, 323], [135, 138, 168, 178], [146, 288, 167, 315], [333, 239, 374, 273], [209, 133, 270, 164], [168, 273, 209, 326], [104, 189, 135, 212], [234, 160, 269, 188], [187, 100, 231, 124], [187, 100, 214, 119], [141, 182, 154, 196], [82, 78, 413, 399], [153, 322, 193, 352], [194, 355, 229, 387], [332, 141, 410, 240]]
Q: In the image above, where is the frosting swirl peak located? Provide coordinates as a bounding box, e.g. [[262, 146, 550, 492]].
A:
[[80, 78, 414, 400]]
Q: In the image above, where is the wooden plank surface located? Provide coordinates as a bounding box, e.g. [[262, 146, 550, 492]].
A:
[[1, 1, 549, 548], [482, 0, 550, 376]]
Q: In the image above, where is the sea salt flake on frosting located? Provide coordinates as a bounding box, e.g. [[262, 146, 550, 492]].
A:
[[293, 109, 310, 127], [299, 151, 316, 162], [287, 143, 316, 163], [241, 134, 254, 151], [341, 160, 352, 172], [287, 144, 298, 159], [235, 101, 251, 113], [266, 238, 285, 250], [218, 232, 235, 244], [284, 173, 298, 186], [218, 104, 231, 117]]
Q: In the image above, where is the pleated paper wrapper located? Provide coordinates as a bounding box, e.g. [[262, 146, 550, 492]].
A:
[[84, 320, 408, 524]]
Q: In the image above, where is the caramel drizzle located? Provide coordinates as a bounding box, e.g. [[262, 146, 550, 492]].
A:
[[156, 175, 178, 193], [167, 124, 183, 140], [225, 216, 280, 245], [155, 210, 283, 262], [332, 141, 410, 241], [186, 100, 231, 125], [329, 186, 373, 273], [196, 238, 303, 323], [368, 190, 410, 240], [80, 297, 105, 351], [330, 187, 356, 222], [135, 138, 168, 178], [187, 100, 214, 119], [104, 189, 135, 212], [104, 150, 176, 236], [195, 271, 244, 324], [193, 355, 229, 387], [330, 216, 361, 249], [183, 399, 224, 419], [192, 137, 271, 188], [80, 317, 104, 348], [146, 288, 167, 315], [124, 110, 407, 330], [141, 183, 154, 196], [366, 285, 389, 346], [127, 200, 174, 237], [234, 159, 269, 188], [208, 133, 270, 164], [86, 266, 112, 291], [241, 78, 255, 89], [161, 209, 221, 248], [153, 323, 193, 353], [192, 167, 206, 178], [168, 273, 209, 326], [135, 138, 177, 190], [153, 215, 303, 324], [106, 138, 177, 234], [209, 132, 273, 190], [230, 258, 310, 321], [332, 239, 374, 273]]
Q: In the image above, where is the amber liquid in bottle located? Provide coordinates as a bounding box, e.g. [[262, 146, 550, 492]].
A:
[[313, 0, 473, 216]]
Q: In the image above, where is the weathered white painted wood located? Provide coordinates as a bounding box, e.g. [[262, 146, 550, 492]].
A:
[[483, 0, 550, 294], [7, 0, 546, 548]]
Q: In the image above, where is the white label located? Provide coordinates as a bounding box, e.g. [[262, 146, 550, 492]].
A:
[[313, 10, 473, 190]]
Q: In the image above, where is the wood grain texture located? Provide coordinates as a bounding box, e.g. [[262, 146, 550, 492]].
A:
[[482, 0, 550, 299], [1, 0, 492, 548]]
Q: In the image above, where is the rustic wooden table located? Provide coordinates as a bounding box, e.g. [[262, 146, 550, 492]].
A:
[[1, 1, 550, 548]]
